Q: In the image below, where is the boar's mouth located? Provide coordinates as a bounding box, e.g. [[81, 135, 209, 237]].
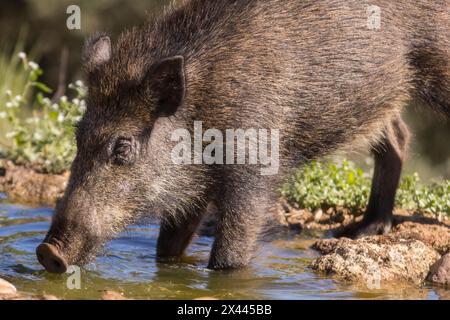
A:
[[36, 189, 113, 273], [36, 237, 105, 273], [36, 226, 106, 274]]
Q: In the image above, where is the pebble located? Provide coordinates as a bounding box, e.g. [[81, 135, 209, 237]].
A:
[[0, 278, 17, 296], [427, 253, 450, 286]]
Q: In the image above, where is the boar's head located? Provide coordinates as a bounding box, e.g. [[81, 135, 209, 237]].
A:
[[36, 33, 191, 273]]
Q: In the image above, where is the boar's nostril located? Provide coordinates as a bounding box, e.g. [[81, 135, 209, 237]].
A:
[[36, 243, 68, 274], [52, 259, 62, 269]]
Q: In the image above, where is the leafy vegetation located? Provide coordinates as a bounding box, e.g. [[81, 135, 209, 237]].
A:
[[0, 53, 85, 173], [281, 161, 450, 215]]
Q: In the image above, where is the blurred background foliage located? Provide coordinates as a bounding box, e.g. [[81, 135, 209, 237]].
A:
[[0, 0, 449, 179], [0, 0, 167, 86]]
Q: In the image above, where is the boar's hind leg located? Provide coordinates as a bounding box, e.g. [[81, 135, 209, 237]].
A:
[[339, 115, 410, 238], [156, 211, 205, 262]]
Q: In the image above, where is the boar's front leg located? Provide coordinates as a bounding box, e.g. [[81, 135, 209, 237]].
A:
[[156, 210, 205, 262], [339, 115, 410, 238], [208, 184, 271, 270]]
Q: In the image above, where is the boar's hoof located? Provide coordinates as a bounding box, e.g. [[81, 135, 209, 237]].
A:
[[36, 243, 68, 274], [334, 219, 392, 239]]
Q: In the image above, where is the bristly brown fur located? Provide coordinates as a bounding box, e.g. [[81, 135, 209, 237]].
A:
[[39, 0, 450, 271]]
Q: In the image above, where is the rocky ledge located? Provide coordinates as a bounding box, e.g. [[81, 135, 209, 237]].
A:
[[0, 160, 68, 206], [312, 236, 439, 286], [311, 218, 449, 288]]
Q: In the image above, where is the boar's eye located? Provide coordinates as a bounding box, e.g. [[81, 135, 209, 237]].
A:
[[112, 137, 134, 165]]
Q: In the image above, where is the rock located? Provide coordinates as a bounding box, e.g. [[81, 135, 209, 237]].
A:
[[0, 278, 17, 296], [435, 288, 450, 299], [285, 209, 312, 231], [0, 278, 61, 300], [0, 160, 68, 206], [101, 290, 129, 300], [276, 199, 364, 231], [0, 278, 62, 300], [0, 295, 20, 300], [392, 221, 450, 255], [6, 294, 59, 300], [274, 238, 317, 250], [312, 236, 440, 286], [313, 209, 323, 222], [312, 238, 339, 254], [310, 211, 449, 287], [427, 253, 450, 286], [40, 294, 59, 300]]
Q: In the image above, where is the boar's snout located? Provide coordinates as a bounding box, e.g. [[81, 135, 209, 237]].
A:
[[36, 243, 68, 274]]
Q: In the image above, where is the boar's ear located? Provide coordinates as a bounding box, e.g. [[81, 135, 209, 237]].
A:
[[82, 33, 111, 72], [145, 56, 186, 117]]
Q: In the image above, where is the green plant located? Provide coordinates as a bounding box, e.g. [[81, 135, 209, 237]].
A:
[[0, 38, 31, 146], [281, 160, 372, 211], [0, 52, 86, 173], [281, 160, 450, 215], [396, 173, 450, 214]]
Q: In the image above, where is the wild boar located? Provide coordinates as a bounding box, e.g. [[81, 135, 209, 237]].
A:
[[37, 0, 450, 273]]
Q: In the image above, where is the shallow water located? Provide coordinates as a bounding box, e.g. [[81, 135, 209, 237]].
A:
[[0, 193, 444, 300]]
